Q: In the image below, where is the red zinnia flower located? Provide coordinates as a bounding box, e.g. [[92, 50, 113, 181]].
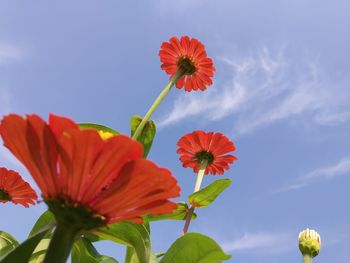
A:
[[159, 36, 215, 92], [0, 168, 37, 207], [177, 130, 237, 175], [0, 114, 180, 226]]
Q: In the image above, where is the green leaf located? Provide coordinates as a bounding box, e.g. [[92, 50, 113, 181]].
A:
[[148, 252, 158, 263], [0, 231, 19, 257], [79, 123, 120, 136], [188, 179, 232, 208], [130, 116, 156, 158], [29, 238, 51, 263], [29, 210, 55, 238], [124, 220, 151, 263], [26, 211, 55, 262], [159, 233, 231, 263], [91, 222, 150, 263], [155, 252, 165, 258], [125, 248, 158, 263], [146, 203, 196, 222], [124, 247, 136, 263], [25, 211, 55, 262], [71, 237, 118, 263], [0, 225, 51, 263]]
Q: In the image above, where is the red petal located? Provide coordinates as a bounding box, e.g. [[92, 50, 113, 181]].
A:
[[92, 159, 180, 220], [49, 114, 79, 138], [81, 135, 143, 203], [1, 115, 53, 196], [0, 168, 37, 207]]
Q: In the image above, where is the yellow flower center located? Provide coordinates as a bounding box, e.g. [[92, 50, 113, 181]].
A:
[[98, 130, 115, 140]]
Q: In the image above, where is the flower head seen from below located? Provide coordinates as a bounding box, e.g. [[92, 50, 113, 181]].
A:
[[0, 167, 37, 207], [177, 130, 237, 175], [0, 114, 180, 229], [299, 228, 321, 258], [159, 36, 215, 92]]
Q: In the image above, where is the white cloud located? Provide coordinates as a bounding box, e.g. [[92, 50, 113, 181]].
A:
[[304, 158, 350, 180], [314, 111, 350, 126], [276, 157, 350, 192], [158, 46, 350, 135], [0, 44, 21, 64], [221, 232, 294, 254]]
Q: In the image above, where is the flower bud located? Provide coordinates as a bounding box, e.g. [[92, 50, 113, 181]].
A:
[[299, 228, 321, 258]]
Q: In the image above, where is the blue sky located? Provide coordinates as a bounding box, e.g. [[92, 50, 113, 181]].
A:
[[1, 1, 350, 262]]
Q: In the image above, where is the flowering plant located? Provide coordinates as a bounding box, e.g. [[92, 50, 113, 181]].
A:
[[0, 36, 320, 263]]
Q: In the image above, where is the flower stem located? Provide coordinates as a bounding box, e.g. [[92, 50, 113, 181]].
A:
[[194, 159, 208, 192], [302, 254, 313, 263], [44, 223, 80, 263], [182, 159, 208, 235], [182, 206, 195, 235], [132, 69, 184, 140]]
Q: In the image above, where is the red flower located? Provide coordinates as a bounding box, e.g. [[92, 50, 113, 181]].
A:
[[177, 130, 237, 175], [0, 168, 37, 207], [0, 114, 180, 225], [159, 36, 215, 92]]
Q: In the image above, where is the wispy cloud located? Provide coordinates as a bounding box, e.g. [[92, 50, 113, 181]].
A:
[[0, 44, 21, 65], [276, 157, 350, 192], [220, 232, 294, 254], [158, 46, 350, 135], [314, 111, 350, 126]]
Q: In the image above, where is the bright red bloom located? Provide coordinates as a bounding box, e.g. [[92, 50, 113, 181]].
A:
[[177, 130, 237, 175], [0, 168, 37, 207], [159, 36, 215, 92], [0, 114, 180, 225]]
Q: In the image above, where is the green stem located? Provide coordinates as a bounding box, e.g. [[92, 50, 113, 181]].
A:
[[182, 159, 208, 235], [193, 159, 208, 192], [132, 69, 184, 140], [302, 254, 313, 263], [44, 223, 80, 263]]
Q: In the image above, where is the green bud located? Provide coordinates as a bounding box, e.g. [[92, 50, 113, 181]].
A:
[[299, 228, 321, 258]]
